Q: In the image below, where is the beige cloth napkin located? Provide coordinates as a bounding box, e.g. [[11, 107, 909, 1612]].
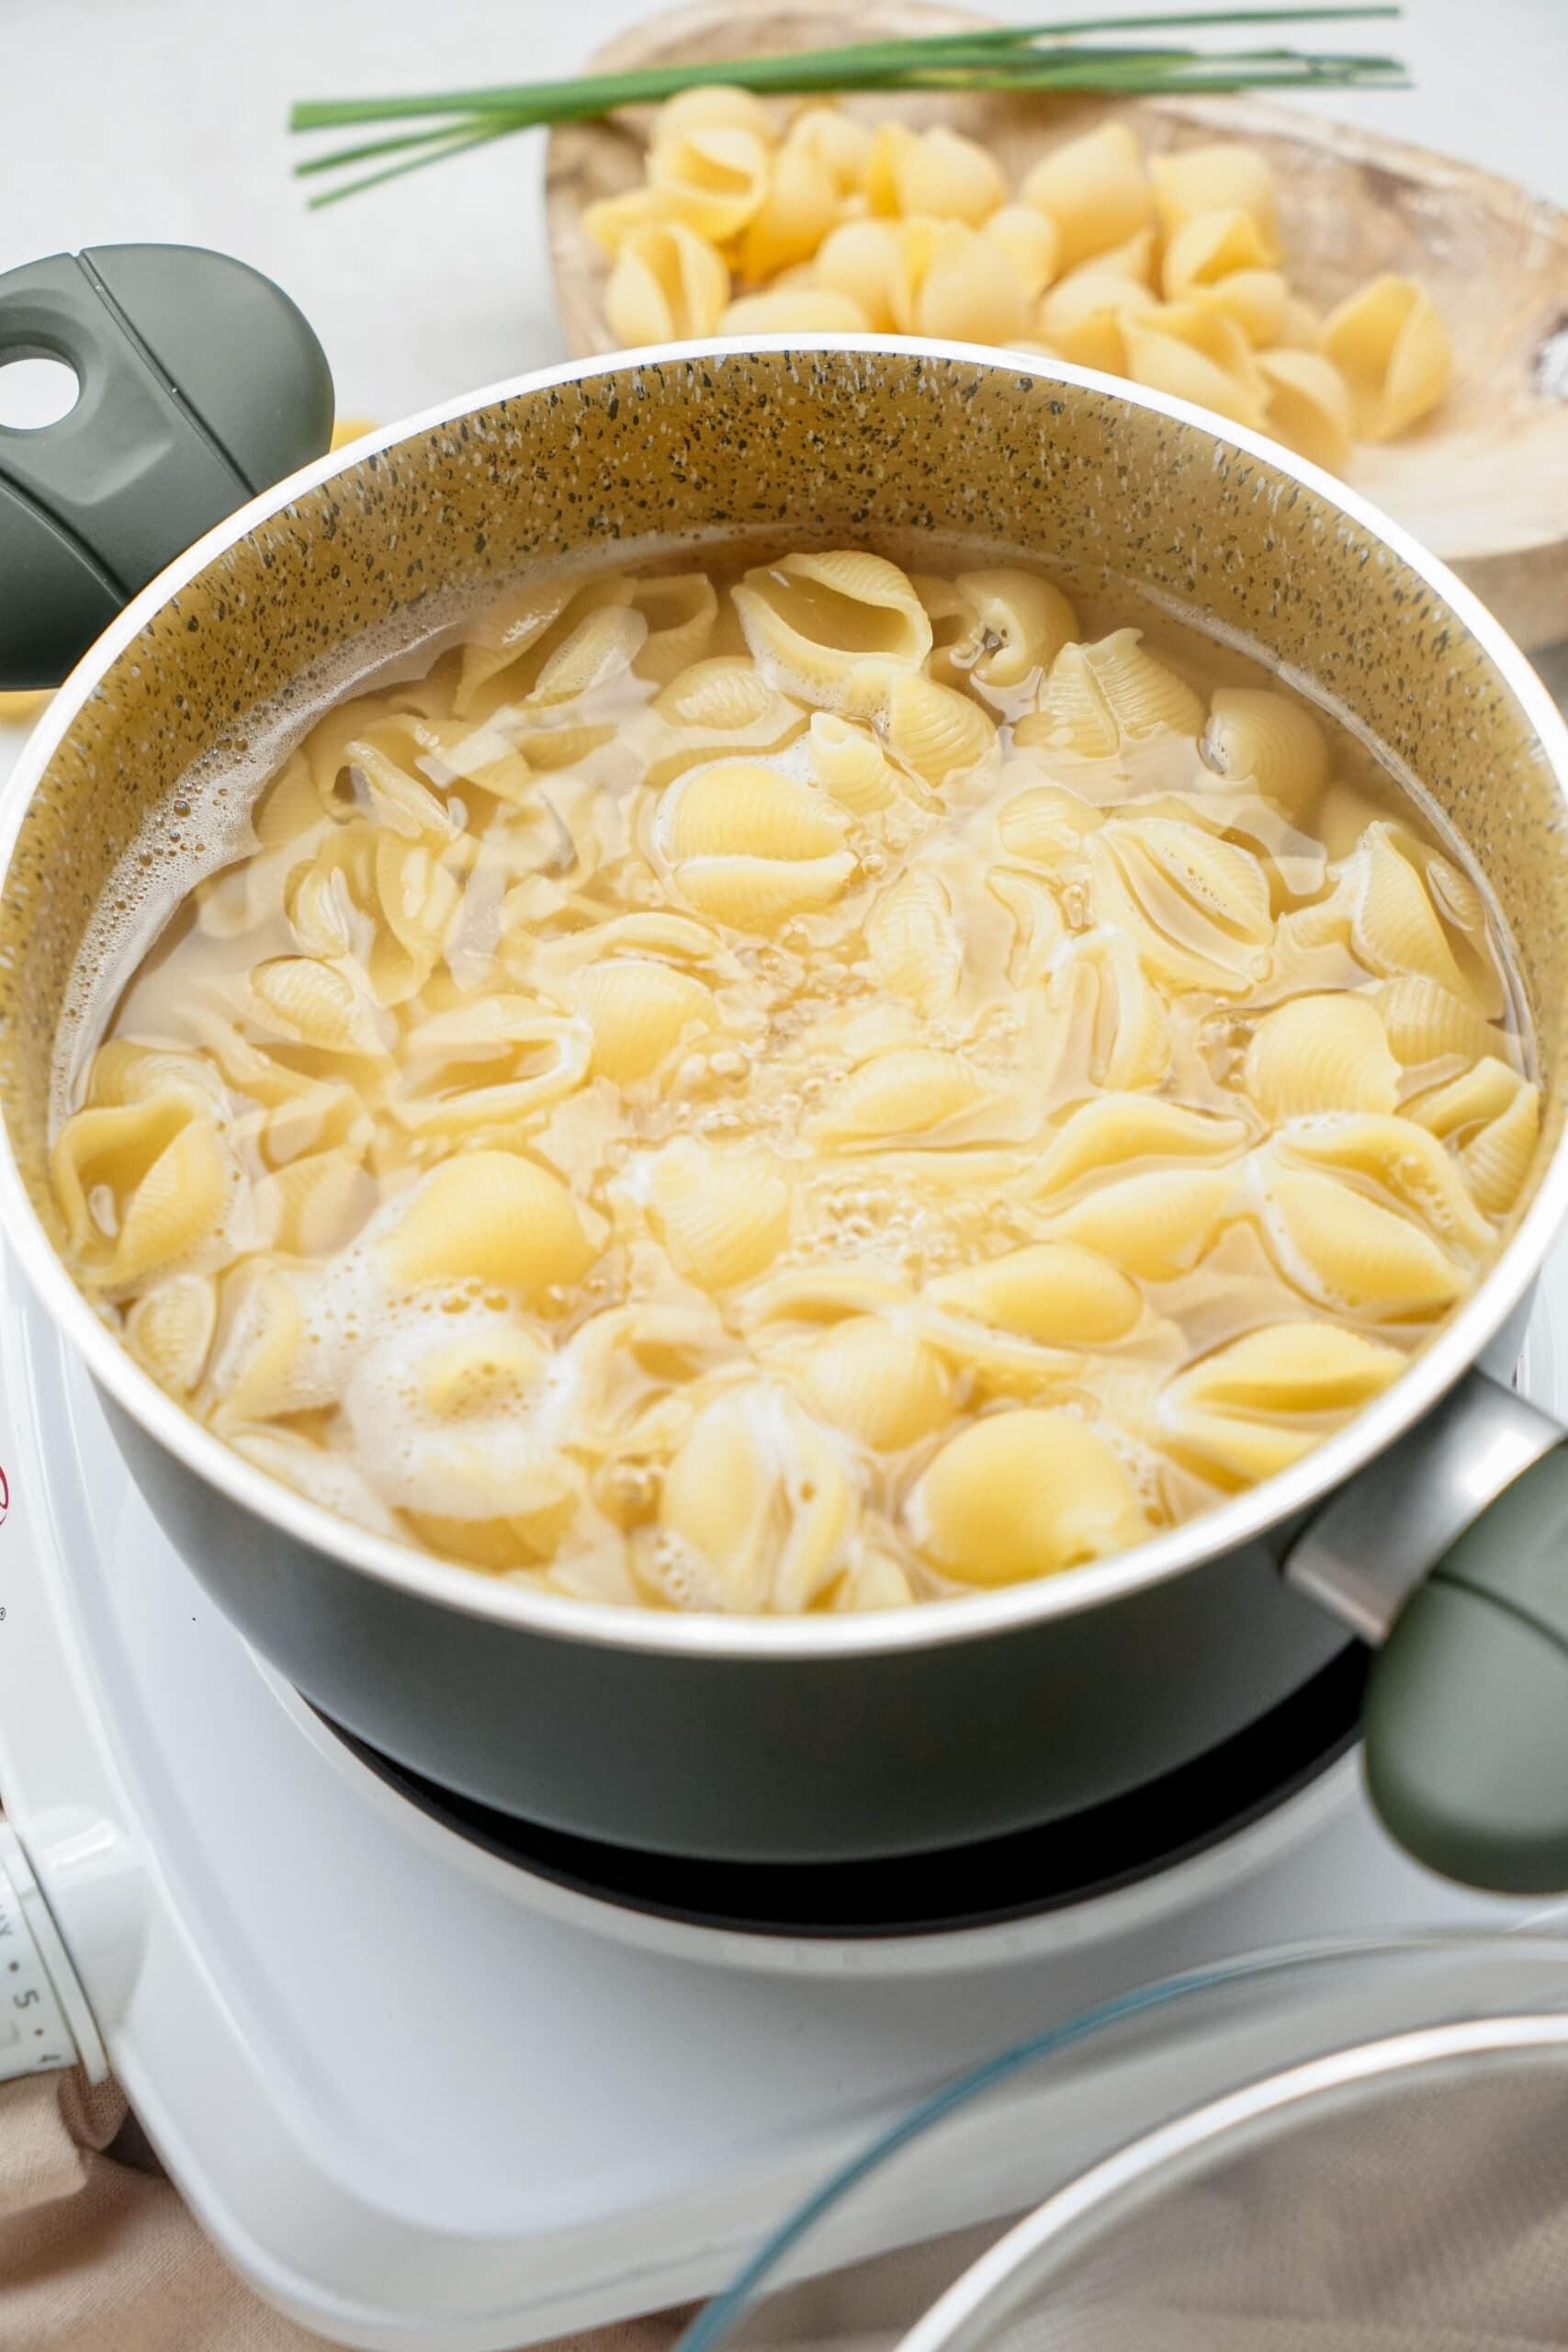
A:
[[0, 2070, 690, 2352]]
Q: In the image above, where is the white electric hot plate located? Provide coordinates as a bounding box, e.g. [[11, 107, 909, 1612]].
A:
[[2, 1231, 1568, 2350]]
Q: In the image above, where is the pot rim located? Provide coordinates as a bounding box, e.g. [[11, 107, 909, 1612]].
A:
[[5, 334, 1568, 1662]]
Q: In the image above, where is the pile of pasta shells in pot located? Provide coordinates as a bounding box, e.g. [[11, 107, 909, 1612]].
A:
[[53, 547, 1536, 1613], [586, 94, 1451, 470]]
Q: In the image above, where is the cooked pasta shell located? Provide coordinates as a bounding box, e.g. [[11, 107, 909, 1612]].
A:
[[1018, 630, 1205, 760], [249, 956, 388, 1056], [648, 125, 771, 241], [253, 1147, 377, 1257], [910, 1407, 1151, 1586], [126, 1272, 218, 1394], [1243, 994, 1399, 1121], [112, 1119, 230, 1288], [675, 850, 856, 931], [1324, 274, 1452, 441], [807, 712, 902, 812], [1201, 686, 1330, 813], [418, 1327, 550, 1419], [996, 783, 1101, 864], [667, 759, 846, 862], [252, 750, 333, 847], [736, 130, 841, 280], [741, 1265, 912, 1329], [530, 605, 648, 706], [51, 1091, 197, 1248], [794, 1316, 954, 1449], [1031, 1094, 1249, 1199], [951, 569, 1078, 693], [912, 224, 1032, 345], [1078, 930, 1171, 1091], [1150, 144, 1281, 261], [373, 834, 464, 1004], [604, 222, 730, 346], [1020, 123, 1153, 274], [1120, 303, 1269, 432], [866, 121, 1005, 225], [830, 1554, 917, 1612], [342, 738, 459, 840], [1254, 1164, 1469, 1316], [1348, 825, 1476, 1001], [865, 867, 964, 1015], [1049, 1169, 1237, 1281], [1257, 349, 1353, 474], [1462, 1083, 1540, 1216], [1277, 1114, 1495, 1258], [811, 1047, 992, 1147], [287, 856, 361, 962], [1374, 973, 1499, 1069], [646, 1139, 793, 1290], [1409, 1057, 1524, 1141], [660, 1385, 853, 1615], [733, 550, 932, 713], [228, 1426, 400, 1538], [85, 1041, 224, 1114], [1159, 1322, 1406, 1485], [927, 1240, 1142, 1344], [628, 571, 720, 685], [452, 577, 583, 716], [381, 1151, 594, 1300], [1089, 816, 1272, 994], [212, 1270, 310, 1422], [882, 672, 996, 788], [656, 655, 783, 733], [576, 958, 716, 1081]]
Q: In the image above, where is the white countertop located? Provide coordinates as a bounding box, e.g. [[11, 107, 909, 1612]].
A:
[[4, 0, 1567, 753]]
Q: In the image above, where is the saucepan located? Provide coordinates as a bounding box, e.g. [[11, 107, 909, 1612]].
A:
[[4, 243, 1568, 1890]]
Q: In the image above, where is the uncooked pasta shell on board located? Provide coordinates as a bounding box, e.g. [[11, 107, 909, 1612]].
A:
[[1324, 272, 1452, 441], [1019, 122, 1153, 275], [604, 221, 731, 345], [1256, 348, 1353, 474], [910, 1406, 1151, 1585]]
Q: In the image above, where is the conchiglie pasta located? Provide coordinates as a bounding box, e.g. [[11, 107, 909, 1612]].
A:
[[57, 537, 1528, 1618], [1324, 274, 1452, 440], [1020, 124, 1153, 274], [604, 223, 730, 346]]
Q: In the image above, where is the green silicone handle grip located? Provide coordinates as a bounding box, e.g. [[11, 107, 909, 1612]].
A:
[[1365, 1442, 1568, 1894], [0, 245, 333, 689]]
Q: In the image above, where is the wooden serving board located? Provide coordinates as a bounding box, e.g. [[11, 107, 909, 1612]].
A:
[[547, 0, 1568, 648]]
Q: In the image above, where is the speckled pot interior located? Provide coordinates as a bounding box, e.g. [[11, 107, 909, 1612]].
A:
[[4, 344, 1566, 1237]]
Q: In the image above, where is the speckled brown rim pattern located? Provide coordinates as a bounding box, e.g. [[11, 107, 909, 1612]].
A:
[[3, 335, 1567, 1661]]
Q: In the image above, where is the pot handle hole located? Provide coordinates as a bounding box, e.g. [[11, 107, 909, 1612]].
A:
[[1287, 1367, 1568, 1895], [0, 244, 333, 690]]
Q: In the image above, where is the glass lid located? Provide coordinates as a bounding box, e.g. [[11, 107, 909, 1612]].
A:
[[679, 1932, 1568, 2351]]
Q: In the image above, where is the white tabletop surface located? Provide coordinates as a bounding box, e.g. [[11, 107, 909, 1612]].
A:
[[3, 0, 1567, 743]]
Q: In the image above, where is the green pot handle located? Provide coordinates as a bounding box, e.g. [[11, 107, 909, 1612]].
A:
[[1289, 1367, 1568, 1894], [0, 244, 333, 690], [1365, 1442, 1568, 1894]]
